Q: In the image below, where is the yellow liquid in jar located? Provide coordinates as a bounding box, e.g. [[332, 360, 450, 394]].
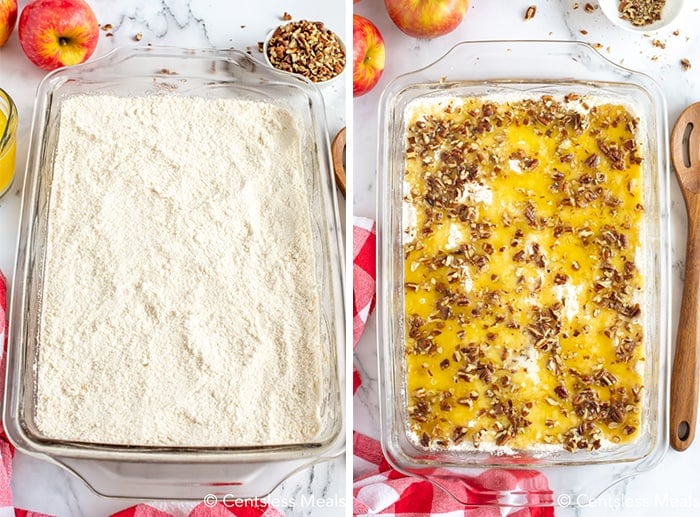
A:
[[0, 109, 16, 196]]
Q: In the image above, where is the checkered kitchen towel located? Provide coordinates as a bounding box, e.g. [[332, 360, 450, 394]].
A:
[[353, 217, 376, 348], [351, 220, 555, 516], [353, 431, 554, 516], [0, 270, 283, 517], [111, 503, 281, 517]]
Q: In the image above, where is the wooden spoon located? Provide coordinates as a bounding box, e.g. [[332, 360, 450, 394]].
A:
[[670, 102, 700, 451], [331, 127, 346, 198]]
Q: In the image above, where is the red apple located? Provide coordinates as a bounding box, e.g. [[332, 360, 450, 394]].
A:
[[0, 0, 17, 47], [353, 14, 385, 97], [385, 0, 469, 39], [19, 0, 99, 71]]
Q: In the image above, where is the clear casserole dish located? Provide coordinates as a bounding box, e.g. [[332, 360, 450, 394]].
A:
[[4, 46, 345, 500], [377, 41, 670, 506]]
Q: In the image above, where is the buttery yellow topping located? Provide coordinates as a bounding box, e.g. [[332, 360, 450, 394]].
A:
[[403, 95, 645, 452]]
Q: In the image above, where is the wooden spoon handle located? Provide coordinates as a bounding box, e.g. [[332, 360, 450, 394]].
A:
[[331, 127, 346, 198], [670, 198, 700, 451], [671, 102, 700, 194]]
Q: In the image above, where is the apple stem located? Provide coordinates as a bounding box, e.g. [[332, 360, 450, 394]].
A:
[[59, 37, 69, 46]]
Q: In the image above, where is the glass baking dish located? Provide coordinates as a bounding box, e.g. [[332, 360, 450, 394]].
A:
[[4, 46, 345, 499], [377, 41, 670, 506]]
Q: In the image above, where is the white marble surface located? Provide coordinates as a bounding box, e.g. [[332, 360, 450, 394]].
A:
[[0, 1, 347, 516], [353, 0, 700, 515]]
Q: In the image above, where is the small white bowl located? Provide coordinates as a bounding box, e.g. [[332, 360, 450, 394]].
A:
[[262, 21, 346, 87], [598, 0, 685, 32]]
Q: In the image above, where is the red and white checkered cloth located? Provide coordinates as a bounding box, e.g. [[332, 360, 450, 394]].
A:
[[351, 219, 555, 517], [354, 432, 554, 517], [353, 217, 376, 347], [111, 503, 281, 517], [0, 270, 283, 517]]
